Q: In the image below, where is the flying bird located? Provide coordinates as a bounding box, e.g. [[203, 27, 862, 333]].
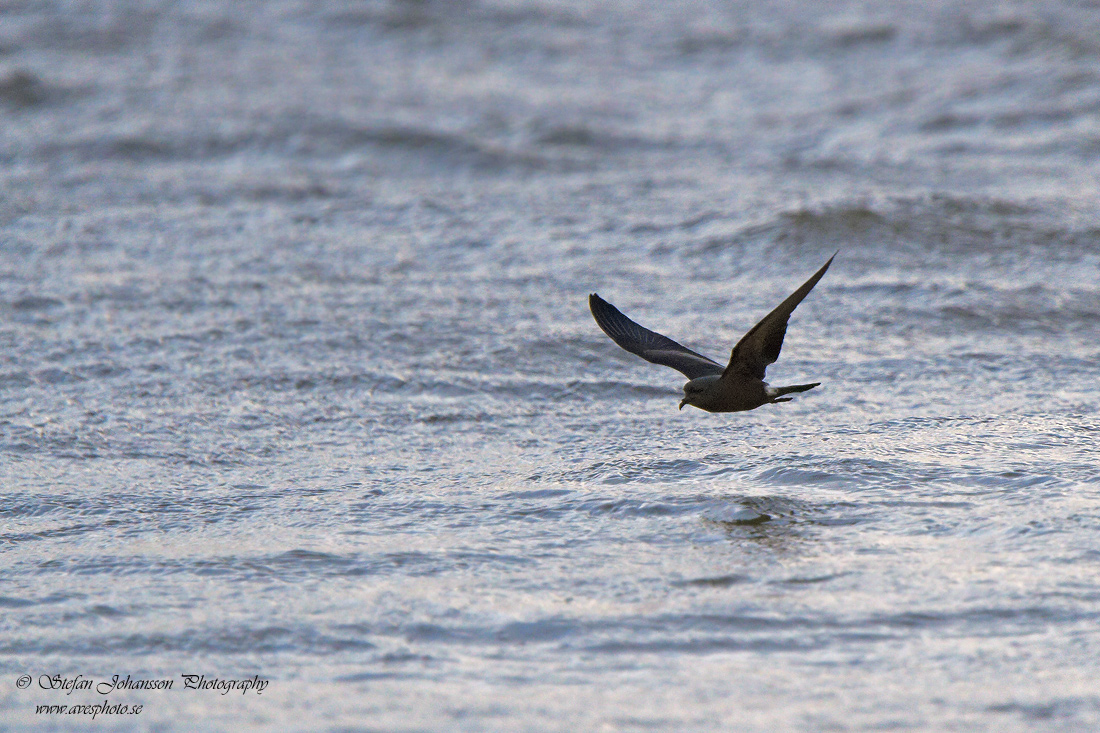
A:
[[589, 253, 835, 413]]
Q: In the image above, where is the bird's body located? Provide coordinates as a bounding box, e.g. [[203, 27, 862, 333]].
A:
[[589, 254, 835, 413]]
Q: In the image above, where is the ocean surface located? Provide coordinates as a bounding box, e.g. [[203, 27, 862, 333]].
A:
[[3, 1, 1100, 730]]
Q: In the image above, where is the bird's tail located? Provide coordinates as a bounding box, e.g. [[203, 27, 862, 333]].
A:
[[767, 382, 820, 403]]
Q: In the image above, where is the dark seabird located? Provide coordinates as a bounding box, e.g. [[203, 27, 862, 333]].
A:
[[589, 253, 835, 413]]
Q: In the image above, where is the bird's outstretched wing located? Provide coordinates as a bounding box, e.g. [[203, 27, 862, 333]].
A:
[[589, 294, 725, 379], [722, 253, 835, 381]]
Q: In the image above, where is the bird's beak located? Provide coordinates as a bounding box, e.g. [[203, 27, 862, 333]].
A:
[[678, 399, 687, 410]]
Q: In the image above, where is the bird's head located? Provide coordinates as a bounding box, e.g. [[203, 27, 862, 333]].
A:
[[679, 378, 712, 410]]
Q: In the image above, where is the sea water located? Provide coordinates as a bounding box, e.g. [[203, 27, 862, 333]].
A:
[[3, 1, 1100, 730]]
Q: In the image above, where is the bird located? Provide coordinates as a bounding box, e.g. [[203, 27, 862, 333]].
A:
[[589, 253, 835, 413]]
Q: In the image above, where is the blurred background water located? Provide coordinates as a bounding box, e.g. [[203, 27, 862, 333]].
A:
[[3, 1, 1100, 730]]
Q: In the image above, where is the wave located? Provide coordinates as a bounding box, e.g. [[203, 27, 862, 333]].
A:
[[0, 66, 58, 108], [693, 193, 1100, 261], [30, 118, 555, 172]]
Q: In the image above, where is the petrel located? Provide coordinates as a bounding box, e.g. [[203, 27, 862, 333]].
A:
[[589, 253, 835, 413]]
